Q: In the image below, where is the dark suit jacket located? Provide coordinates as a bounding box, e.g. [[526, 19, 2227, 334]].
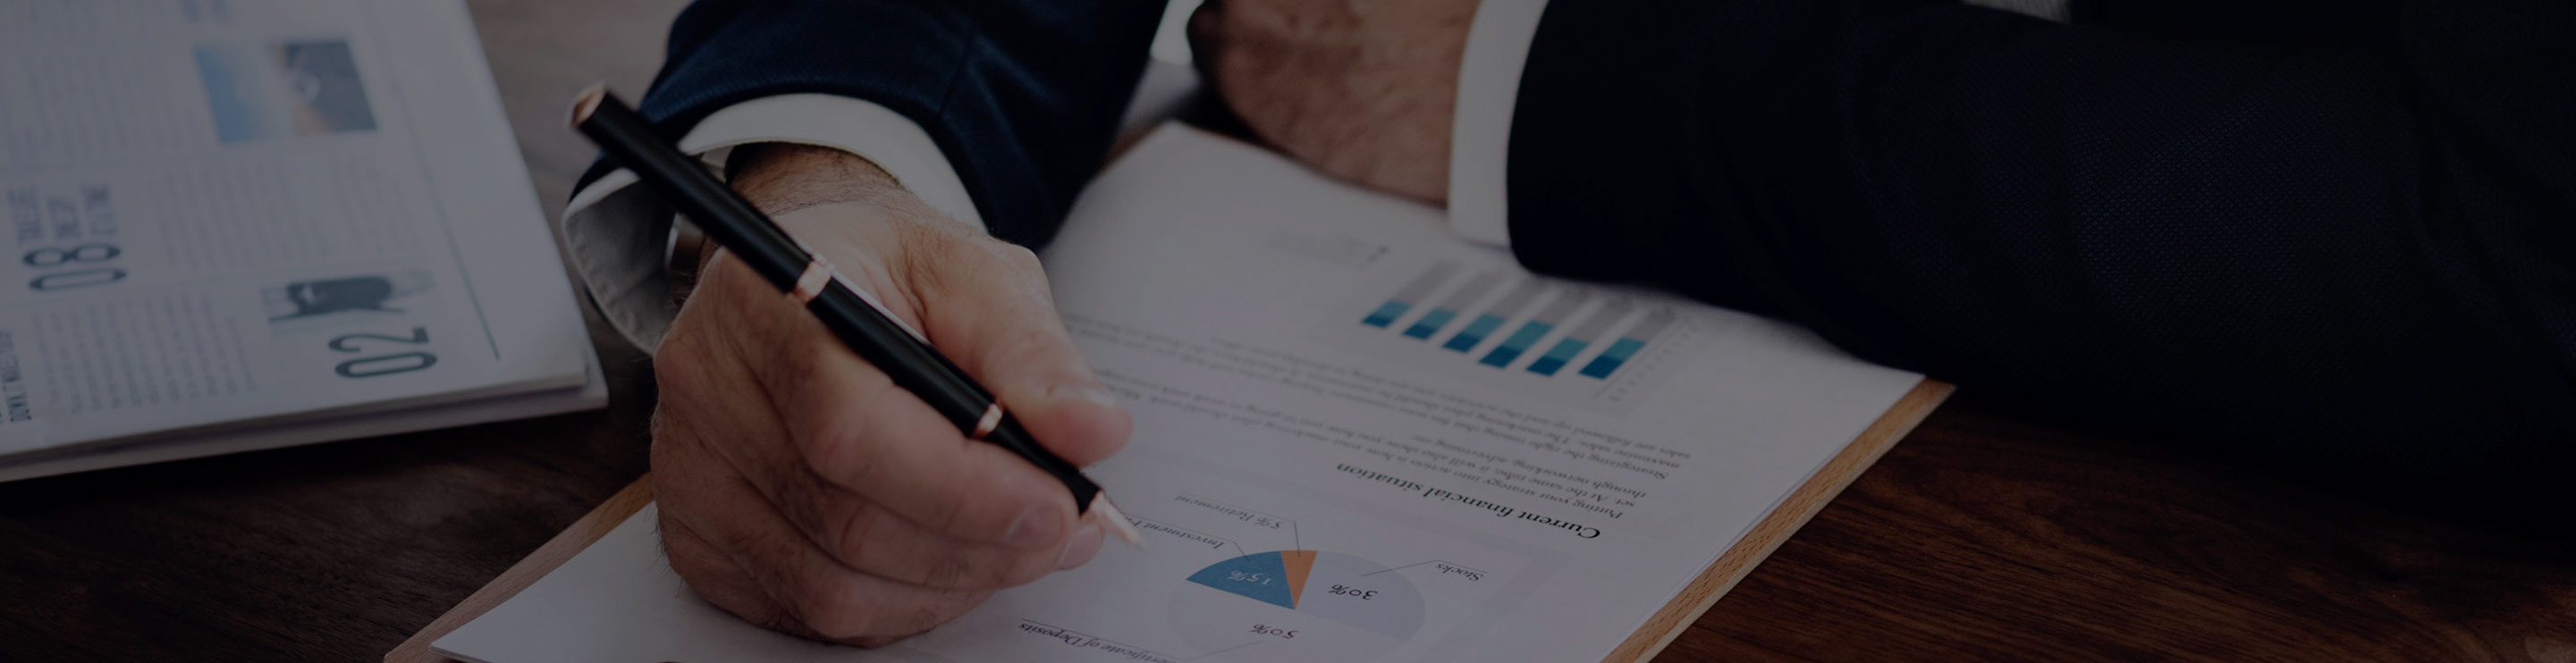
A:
[[601, 0, 2575, 510]]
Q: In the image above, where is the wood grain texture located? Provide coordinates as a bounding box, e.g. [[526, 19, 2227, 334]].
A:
[[1665, 395, 2576, 663], [1, 2, 2572, 662], [1609, 382, 1955, 663], [385, 476, 655, 663]]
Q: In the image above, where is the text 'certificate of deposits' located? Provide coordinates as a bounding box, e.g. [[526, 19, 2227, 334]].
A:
[[0, 0, 590, 453]]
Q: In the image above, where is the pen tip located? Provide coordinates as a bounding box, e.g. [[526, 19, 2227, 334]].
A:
[[569, 82, 608, 129], [1089, 497, 1145, 550]]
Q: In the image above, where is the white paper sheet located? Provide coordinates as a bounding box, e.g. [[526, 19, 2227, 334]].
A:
[[0, 0, 595, 458], [437, 126, 1925, 663]]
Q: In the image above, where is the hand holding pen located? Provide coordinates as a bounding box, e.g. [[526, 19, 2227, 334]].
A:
[[574, 87, 1140, 644]]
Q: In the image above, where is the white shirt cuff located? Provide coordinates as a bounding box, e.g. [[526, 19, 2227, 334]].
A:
[[1445, 0, 1550, 248], [561, 94, 984, 352]]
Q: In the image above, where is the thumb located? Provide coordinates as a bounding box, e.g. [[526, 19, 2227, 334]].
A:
[[905, 233, 1131, 467]]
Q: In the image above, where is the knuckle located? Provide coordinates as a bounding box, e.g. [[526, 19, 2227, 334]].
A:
[[790, 579, 879, 640], [798, 425, 874, 490], [649, 336, 716, 392], [710, 524, 773, 568], [773, 474, 837, 540], [646, 407, 681, 449], [831, 501, 891, 566], [764, 332, 835, 395], [920, 545, 981, 588], [920, 487, 977, 541], [655, 511, 720, 572], [891, 602, 951, 637], [658, 512, 801, 637], [663, 547, 722, 588], [925, 546, 1051, 590], [646, 407, 708, 470], [791, 389, 878, 479], [757, 609, 823, 643], [663, 548, 755, 622]]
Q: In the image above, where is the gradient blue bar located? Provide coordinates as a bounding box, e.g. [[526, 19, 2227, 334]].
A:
[[1525, 339, 1591, 376], [1402, 309, 1458, 340], [1367, 262, 1459, 329], [1479, 323, 1552, 366], [1362, 300, 1411, 328], [1578, 338, 1647, 379], [1442, 315, 1508, 351]]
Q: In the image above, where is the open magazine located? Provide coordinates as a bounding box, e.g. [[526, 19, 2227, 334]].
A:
[[0, 0, 602, 480]]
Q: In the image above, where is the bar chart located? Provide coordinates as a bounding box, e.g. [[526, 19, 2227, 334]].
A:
[[1361, 262, 1457, 329], [1322, 260, 1701, 409], [1476, 286, 1582, 369], [1579, 309, 1674, 379], [1440, 279, 1541, 352], [1525, 298, 1632, 376], [1402, 272, 1498, 340]]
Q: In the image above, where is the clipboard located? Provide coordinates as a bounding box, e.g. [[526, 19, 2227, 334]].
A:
[[386, 380, 1953, 663]]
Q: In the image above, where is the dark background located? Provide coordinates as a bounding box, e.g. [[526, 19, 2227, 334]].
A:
[[2, 1, 2571, 660]]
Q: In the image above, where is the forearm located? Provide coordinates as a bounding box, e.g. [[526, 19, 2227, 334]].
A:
[[559, 0, 1164, 352], [610, 0, 1168, 246]]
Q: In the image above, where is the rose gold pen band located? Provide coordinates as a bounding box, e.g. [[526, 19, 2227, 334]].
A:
[[790, 259, 833, 304]]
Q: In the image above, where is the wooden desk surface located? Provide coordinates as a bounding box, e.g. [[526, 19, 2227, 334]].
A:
[[3, 2, 2572, 661]]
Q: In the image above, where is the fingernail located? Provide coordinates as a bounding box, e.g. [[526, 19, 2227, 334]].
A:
[[1057, 522, 1106, 570], [1007, 507, 1064, 548]]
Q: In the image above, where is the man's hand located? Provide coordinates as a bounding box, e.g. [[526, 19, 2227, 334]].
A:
[[1189, 0, 1480, 205], [650, 144, 1131, 646]]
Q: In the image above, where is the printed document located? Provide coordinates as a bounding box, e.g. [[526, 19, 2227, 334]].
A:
[[435, 126, 1927, 663], [0, 0, 595, 463]]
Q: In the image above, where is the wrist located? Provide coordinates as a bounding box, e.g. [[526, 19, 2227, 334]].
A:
[[670, 144, 908, 298], [684, 143, 907, 277], [728, 143, 907, 217]]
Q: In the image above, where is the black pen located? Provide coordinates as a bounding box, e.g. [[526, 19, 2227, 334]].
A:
[[570, 85, 1141, 547]]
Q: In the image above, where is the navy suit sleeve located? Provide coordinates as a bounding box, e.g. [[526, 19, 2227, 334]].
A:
[[583, 0, 1167, 248], [1502, 0, 2576, 500], [2069, 0, 2400, 47]]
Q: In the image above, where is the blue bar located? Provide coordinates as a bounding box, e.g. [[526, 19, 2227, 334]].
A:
[[1442, 315, 1508, 352], [1578, 338, 1647, 379], [1403, 309, 1459, 340], [1526, 339, 1591, 376], [1362, 300, 1411, 328], [1479, 322, 1552, 367]]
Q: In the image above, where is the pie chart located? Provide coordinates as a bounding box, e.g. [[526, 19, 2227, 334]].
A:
[[1168, 550, 1426, 662]]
